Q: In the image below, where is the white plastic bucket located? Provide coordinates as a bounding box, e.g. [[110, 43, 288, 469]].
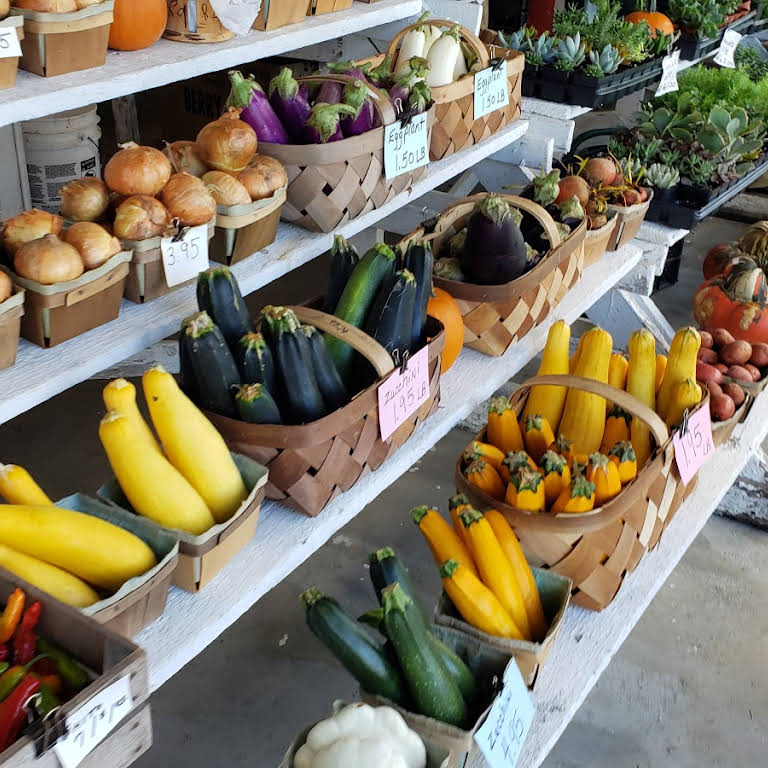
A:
[[22, 105, 101, 213]]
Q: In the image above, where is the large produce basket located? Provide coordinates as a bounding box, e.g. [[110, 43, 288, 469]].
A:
[[407, 193, 586, 357], [12, 250, 130, 348], [385, 21, 524, 161], [583, 213, 618, 267], [0, 16, 23, 90], [207, 306, 444, 518], [0, 285, 23, 371], [259, 75, 435, 234], [455, 375, 707, 611], [10, 1, 113, 77], [607, 190, 653, 250]]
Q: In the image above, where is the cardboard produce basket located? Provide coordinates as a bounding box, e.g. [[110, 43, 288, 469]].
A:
[[0, 570, 151, 766], [98, 454, 268, 593], [57, 494, 179, 636], [12, 250, 130, 348], [0, 286, 23, 372], [583, 212, 618, 267], [712, 392, 751, 447], [406, 193, 586, 357], [210, 185, 286, 266], [307, 0, 353, 15], [433, 567, 571, 688], [0, 15, 23, 90], [207, 306, 444, 518], [10, 1, 113, 78], [455, 375, 708, 611], [607, 190, 653, 250], [253, 0, 308, 30], [163, 0, 235, 43]]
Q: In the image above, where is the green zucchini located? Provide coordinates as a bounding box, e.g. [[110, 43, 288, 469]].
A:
[[368, 547, 430, 625], [178, 317, 199, 402], [235, 332, 277, 394], [197, 266, 253, 352], [382, 583, 468, 726], [364, 268, 417, 364], [183, 311, 241, 418], [322, 234, 360, 314], [301, 587, 410, 706], [326, 243, 396, 380], [235, 383, 281, 424], [300, 325, 349, 412], [404, 241, 433, 350]]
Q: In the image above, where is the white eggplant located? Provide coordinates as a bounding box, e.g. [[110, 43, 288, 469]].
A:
[[453, 52, 468, 80], [423, 24, 443, 54], [394, 27, 426, 77], [427, 26, 461, 87]]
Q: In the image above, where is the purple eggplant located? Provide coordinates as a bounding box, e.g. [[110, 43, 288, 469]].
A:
[[268, 67, 311, 142], [408, 81, 431, 114], [304, 102, 358, 143], [226, 70, 290, 144], [389, 57, 429, 116], [340, 80, 375, 137], [317, 80, 343, 107], [325, 60, 372, 82]]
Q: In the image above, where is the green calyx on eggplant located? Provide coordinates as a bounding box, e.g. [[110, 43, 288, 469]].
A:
[[460, 194, 527, 285], [533, 169, 561, 207], [447, 229, 467, 260], [433, 256, 464, 281], [557, 195, 585, 229]]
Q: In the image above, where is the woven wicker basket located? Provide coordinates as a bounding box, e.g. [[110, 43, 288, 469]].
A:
[[207, 306, 445, 517], [259, 75, 434, 234], [384, 20, 524, 161], [455, 374, 707, 611], [405, 193, 586, 357]]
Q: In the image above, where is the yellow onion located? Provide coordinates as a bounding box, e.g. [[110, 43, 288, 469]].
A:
[[161, 173, 216, 226], [0, 271, 11, 303], [3, 209, 63, 255], [75, 0, 102, 7], [0, 0, 9, 17], [202, 171, 251, 207], [60, 177, 110, 222], [164, 141, 208, 177], [196, 108, 257, 173], [14, 235, 84, 285], [114, 195, 171, 241], [63, 222, 121, 270], [247, 154, 287, 194], [104, 142, 172, 197], [13, 0, 77, 10], [238, 167, 272, 201]]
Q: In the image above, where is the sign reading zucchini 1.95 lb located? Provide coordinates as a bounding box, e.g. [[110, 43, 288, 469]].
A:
[[383, 112, 429, 180], [474, 59, 509, 120], [377, 345, 430, 440], [161, 223, 210, 288], [673, 405, 715, 486]]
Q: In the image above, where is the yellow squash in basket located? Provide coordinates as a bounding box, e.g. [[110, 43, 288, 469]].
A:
[[666, 378, 703, 429], [552, 474, 596, 514], [522, 319, 570, 431], [500, 450, 537, 483], [0, 464, 52, 506], [627, 329, 656, 468], [587, 453, 622, 506], [487, 396, 523, 454], [539, 449, 571, 507], [465, 459, 506, 500], [522, 415, 555, 463], [609, 441, 637, 485], [656, 327, 700, 421], [504, 467, 545, 513], [601, 406, 632, 453], [448, 494, 473, 550], [103, 378, 161, 453], [412, 506, 477, 577]]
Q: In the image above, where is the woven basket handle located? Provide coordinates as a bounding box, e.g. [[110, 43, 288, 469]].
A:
[[297, 74, 397, 127], [387, 18, 491, 70], [521, 374, 670, 447], [290, 306, 395, 379]]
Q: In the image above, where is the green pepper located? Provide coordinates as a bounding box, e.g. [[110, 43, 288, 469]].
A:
[[35, 640, 89, 692], [33, 684, 59, 717], [0, 666, 28, 703]]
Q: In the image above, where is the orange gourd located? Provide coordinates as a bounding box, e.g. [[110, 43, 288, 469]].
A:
[[625, 9, 674, 38], [465, 459, 506, 500], [427, 287, 464, 373], [109, 0, 168, 52]]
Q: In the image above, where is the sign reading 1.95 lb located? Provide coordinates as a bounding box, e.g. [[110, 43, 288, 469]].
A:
[[384, 113, 429, 180], [161, 223, 210, 288], [474, 60, 509, 120]]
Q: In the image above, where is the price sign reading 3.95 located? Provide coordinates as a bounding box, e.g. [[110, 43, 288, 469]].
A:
[[0, 27, 22, 59], [160, 223, 209, 288], [377, 345, 430, 440], [384, 112, 429, 180], [673, 404, 715, 486], [474, 60, 509, 120]]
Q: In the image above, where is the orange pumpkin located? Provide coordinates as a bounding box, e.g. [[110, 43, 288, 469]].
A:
[[625, 10, 674, 38], [109, 0, 167, 51], [693, 273, 768, 344], [703, 243, 736, 280], [428, 286, 464, 373]]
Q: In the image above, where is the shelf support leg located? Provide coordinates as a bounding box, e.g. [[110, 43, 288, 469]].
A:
[[111, 95, 140, 145]]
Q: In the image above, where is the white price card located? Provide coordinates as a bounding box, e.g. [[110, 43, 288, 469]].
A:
[[0, 27, 21, 59], [474, 59, 509, 120], [673, 405, 715, 486], [384, 112, 429, 180], [54, 675, 134, 768], [713, 28, 743, 68], [655, 50, 680, 97], [161, 223, 209, 288], [474, 660, 534, 768], [377, 345, 430, 441]]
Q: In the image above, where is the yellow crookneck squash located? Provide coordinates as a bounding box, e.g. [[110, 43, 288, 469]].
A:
[[487, 396, 524, 454], [539, 449, 571, 507], [587, 452, 622, 506]]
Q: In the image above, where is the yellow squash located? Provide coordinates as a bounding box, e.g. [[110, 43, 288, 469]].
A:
[[0, 505, 156, 591], [655, 354, 667, 394], [0, 464, 52, 506], [523, 319, 570, 431], [522, 415, 555, 462], [666, 378, 703, 428], [487, 397, 523, 454], [569, 333, 586, 373], [143, 366, 247, 524], [99, 412, 215, 535], [626, 329, 656, 469], [102, 378, 161, 453], [448, 494, 473, 550], [462, 440, 505, 472], [500, 450, 537, 483], [607, 353, 628, 393], [587, 453, 622, 506], [552, 475, 596, 514], [656, 327, 701, 421], [600, 406, 632, 453], [504, 467, 545, 513], [412, 506, 477, 576], [539, 449, 571, 508], [466, 459, 506, 500], [609, 441, 637, 485]]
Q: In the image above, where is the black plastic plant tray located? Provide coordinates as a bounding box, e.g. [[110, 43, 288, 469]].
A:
[[677, 11, 756, 60]]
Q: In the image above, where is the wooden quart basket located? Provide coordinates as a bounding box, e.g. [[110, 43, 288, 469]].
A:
[[207, 306, 444, 518], [407, 193, 586, 357], [259, 74, 434, 234], [583, 212, 618, 267], [607, 190, 653, 250], [163, 0, 234, 43], [0, 286, 23, 372], [455, 375, 707, 611]]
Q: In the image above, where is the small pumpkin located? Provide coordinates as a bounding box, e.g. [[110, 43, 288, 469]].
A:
[[702, 243, 735, 280], [723, 260, 768, 303], [427, 286, 463, 373], [108, 0, 167, 51], [693, 277, 768, 344], [625, 0, 674, 38]]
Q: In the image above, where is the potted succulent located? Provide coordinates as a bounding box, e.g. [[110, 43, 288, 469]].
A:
[[645, 162, 680, 201]]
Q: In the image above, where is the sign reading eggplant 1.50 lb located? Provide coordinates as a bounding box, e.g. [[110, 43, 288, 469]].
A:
[[384, 113, 429, 180], [161, 223, 209, 288], [377, 345, 430, 440], [474, 60, 509, 120]]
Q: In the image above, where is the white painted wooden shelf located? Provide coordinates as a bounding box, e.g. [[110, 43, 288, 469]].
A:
[[0, 0, 421, 128], [0, 120, 529, 425], [133, 243, 643, 691]]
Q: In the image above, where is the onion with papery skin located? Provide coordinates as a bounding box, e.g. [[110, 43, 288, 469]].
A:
[[13, 0, 77, 10], [60, 178, 110, 222], [0, 271, 11, 303], [201, 171, 251, 206], [163, 141, 208, 177], [14, 235, 84, 285], [238, 167, 271, 201], [104, 142, 172, 197], [161, 173, 216, 226], [196, 108, 257, 173], [3, 209, 63, 255], [247, 154, 287, 194], [0, 0, 9, 17], [114, 195, 171, 241], [75, 0, 103, 7], [63, 222, 121, 270]]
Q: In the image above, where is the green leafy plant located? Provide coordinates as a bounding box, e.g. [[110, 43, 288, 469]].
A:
[[584, 44, 623, 77], [660, 147, 682, 166], [554, 32, 586, 71], [668, 0, 742, 38], [525, 31, 557, 66], [645, 163, 680, 189], [735, 45, 768, 82], [608, 137, 632, 159], [680, 154, 717, 186]]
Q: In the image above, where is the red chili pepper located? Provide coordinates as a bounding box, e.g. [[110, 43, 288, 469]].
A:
[[31, 658, 56, 677], [12, 603, 41, 666], [0, 591, 24, 645], [0, 675, 39, 751], [0, 647, 9, 665]]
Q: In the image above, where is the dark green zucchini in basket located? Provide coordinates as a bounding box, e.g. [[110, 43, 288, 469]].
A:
[[235, 383, 281, 424], [197, 266, 253, 352], [404, 241, 433, 351], [300, 324, 349, 412], [235, 332, 277, 394], [364, 268, 417, 364], [323, 234, 360, 314]]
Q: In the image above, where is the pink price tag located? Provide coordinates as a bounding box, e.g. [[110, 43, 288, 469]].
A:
[[673, 405, 715, 486], [378, 345, 430, 441]]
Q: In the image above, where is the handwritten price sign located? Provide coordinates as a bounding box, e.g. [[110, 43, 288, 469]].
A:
[[377, 345, 430, 440], [713, 29, 742, 68], [0, 27, 21, 59], [161, 223, 209, 287], [655, 50, 680, 97], [474, 60, 509, 120], [384, 112, 429, 180], [54, 675, 134, 768], [673, 405, 715, 486]]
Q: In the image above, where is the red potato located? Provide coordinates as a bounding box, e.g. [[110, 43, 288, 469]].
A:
[[715, 363, 728, 374], [710, 393, 736, 422], [712, 328, 735, 348], [749, 342, 768, 368], [696, 361, 723, 386], [726, 364, 753, 382], [555, 175, 591, 207], [744, 363, 762, 382], [720, 340, 752, 366], [699, 330, 714, 349], [698, 347, 719, 365], [722, 382, 746, 406], [704, 380, 723, 398], [638, 187, 650, 202]]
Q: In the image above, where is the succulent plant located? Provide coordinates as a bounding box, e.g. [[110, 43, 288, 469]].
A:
[[660, 148, 682, 167], [636, 104, 699, 144], [497, 28, 527, 51], [554, 32, 586, 71], [680, 154, 716, 186], [526, 32, 557, 66], [645, 163, 680, 190], [583, 44, 623, 77], [620, 155, 645, 179], [632, 137, 663, 165]]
